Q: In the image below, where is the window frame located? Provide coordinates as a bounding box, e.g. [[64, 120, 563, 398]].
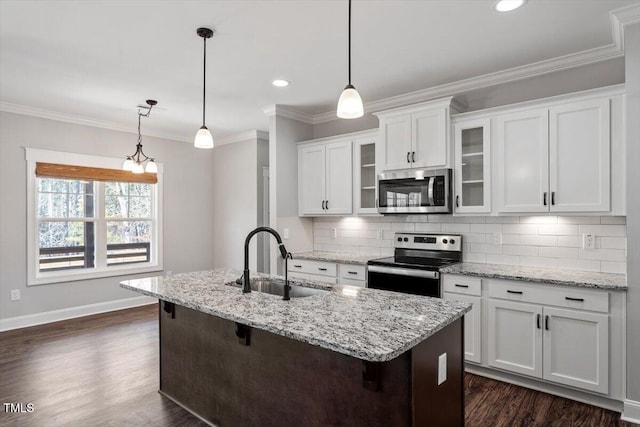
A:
[[26, 148, 163, 286]]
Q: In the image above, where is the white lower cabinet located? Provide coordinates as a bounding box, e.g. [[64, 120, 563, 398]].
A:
[[487, 284, 609, 394], [444, 292, 482, 363], [288, 259, 366, 287]]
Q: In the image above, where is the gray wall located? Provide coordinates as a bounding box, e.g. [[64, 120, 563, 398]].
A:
[[0, 112, 217, 319], [624, 21, 640, 403], [211, 136, 269, 271]]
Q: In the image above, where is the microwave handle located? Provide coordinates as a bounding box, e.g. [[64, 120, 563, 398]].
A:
[[427, 177, 435, 206]]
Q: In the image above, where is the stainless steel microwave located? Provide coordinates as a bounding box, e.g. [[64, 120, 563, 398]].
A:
[[377, 168, 452, 214]]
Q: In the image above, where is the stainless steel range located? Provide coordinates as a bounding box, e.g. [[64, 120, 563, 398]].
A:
[[367, 233, 462, 297]]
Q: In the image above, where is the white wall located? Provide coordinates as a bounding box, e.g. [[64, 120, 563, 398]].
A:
[[0, 112, 217, 319], [624, 21, 640, 404], [211, 137, 268, 271]]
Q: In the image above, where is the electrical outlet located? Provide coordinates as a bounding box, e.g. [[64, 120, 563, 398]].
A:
[[491, 232, 502, 245], [10, 289, 20, 301], [583, 234, 595, 249], [331, 228, 337, 239], [438, 353, 447, 385], [283, 228, 290, 239]]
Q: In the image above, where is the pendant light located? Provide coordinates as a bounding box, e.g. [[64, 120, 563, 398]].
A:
[[194, 27, 215, 149], [336, 0, 363, 119], [122, 100, 158, 174]]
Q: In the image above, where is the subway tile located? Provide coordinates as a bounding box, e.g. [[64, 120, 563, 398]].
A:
[[391, 222, 416, 232], [338, 229, 359, 238], [486, 254, 520, 265], [519, 216, 558, 224], [558, 259, 601, 272], [520, 256, 558, 269], [415, 223, 443, 232], [470, 223, 502, 233], [502, 245, 538, 256], [600, 216, 626, 225], [578, 224, 626, 237], [428, 215, 454, 223], [357, 246, 381, 256], [454, 216, 486, 224], [502, 224, 538, 235], [383, 230, 397, 240], [537, 224, 578, 236], [519, 235, 557, 246], [557, 216, 601, 224], [501, 234, 520, 245], [600, 261, 626, 274], [412, 215, 430, 223], [464, 253, 486, 263], [557, 236, 582, 248], [359, 229, 378, 239], [599, 237, 627, 249], [469, 243, 502, 255], [538, 247, 579, 259], [314, 229, 330, 237], [442, 223, 470, 233], [579, 248, 626, 262], [486, 216, 519, 223], [366, 239, 392, 248], [462, 233, 486, 243]]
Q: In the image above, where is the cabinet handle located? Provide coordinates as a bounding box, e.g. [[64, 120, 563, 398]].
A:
[[322, 200, 325, 210], [412, 152, 415, 163], [551, 192, 556, 206], [507, 290, 523, 295], [375, 198, 379, 208], [565, 296, 584, 302], [543, 192, 547, 206], [293, 265, 302, 268], [407, 152, 411, 163], [325, 200, 329, 210], [348, 271, 358, 275], [454, 284, 469, 288], [456, 195, 460, 208], [318, 268, 328, 271], [545, 315, 550, 331], [536, 314, 541, 329]]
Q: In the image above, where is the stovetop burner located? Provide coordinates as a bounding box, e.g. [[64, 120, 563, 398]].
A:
[[367, 256, 459, 271]]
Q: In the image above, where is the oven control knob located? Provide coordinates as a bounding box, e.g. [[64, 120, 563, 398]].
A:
[[403, 238, 409, 242], [450, 239, 455, 244], [397, 237, 402, 242], [442, 238, 448, 244]]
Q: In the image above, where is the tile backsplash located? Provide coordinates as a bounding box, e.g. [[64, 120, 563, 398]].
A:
[[313, 215, 627, 274]]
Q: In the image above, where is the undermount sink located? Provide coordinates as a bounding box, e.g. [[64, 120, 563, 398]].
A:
[[225, 277, 328, 298]]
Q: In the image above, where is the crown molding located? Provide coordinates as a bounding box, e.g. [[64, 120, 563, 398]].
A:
[[0, 101, 192, 143], [215, 130, 269, 146], [611, 4, 640, 51], [263, 104, 314, 124]]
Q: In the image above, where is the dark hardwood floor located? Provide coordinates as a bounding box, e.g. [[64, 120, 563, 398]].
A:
[[0, 304, 636, 427]]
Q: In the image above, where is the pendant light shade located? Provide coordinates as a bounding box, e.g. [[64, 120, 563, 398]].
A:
[[195, 27, 215, 149], [337, 0, 363, 119], [122, 100, 158, 173]]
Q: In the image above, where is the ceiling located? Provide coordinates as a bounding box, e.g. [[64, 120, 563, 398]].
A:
[[0, 0, 636, 143]]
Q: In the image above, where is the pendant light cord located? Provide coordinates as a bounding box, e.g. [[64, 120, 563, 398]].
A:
[[348, 0, 352, 85], [202, 36, 207, 127]]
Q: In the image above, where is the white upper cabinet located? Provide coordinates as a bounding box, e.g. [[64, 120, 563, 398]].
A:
[[497, 109, 550, 213], [353, 131, 378, 215], [375, 97, 457, 172], [496, 97, 611, 214], [298, 138, 352, 216], [453, 118, 491, 213], [549, 99, 610, 212]]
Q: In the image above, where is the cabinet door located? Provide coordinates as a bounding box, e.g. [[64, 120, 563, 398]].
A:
[[298, 145, 326, 215], [379, 115, 412, 170], [354, 136, 378, 215], [549, 99, 610, 212], [444, 292, 482, 364], [496, 109, 549, 213], [488, 299, 542, 378], [454, 118, 491, 213], [412, 108, 448, 168], [542, 307, 609, 393], [325, 140, 353, 215]]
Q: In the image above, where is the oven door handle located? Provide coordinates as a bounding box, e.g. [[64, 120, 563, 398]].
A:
[[367, 265, 439, 279]]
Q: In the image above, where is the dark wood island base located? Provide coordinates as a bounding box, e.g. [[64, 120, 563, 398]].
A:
[[159, 301, 464, 427]]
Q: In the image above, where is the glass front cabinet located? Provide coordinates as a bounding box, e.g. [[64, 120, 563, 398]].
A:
[[354, 132, 378, 215], [453, 118, 491, 213]]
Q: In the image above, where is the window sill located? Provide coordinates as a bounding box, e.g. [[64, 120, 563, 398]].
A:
[[28, 263, 163, 286]]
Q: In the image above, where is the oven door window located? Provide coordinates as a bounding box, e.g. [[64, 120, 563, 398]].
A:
[[378, 177, 445, 208], [367, 269, 440, 297]]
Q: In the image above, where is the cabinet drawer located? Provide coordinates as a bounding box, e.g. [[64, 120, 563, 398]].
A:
[[288, 259, 337, 277], [288, 271, 337, 284], [488, 280, 609, 313], [442, 275, 482, 296], [339, 264, 367, 281], [340, 278, 366, 288]]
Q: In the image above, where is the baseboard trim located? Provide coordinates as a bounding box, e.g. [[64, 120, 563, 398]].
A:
[[465, 364, 623, 413], [622, 399, 640, 423], [0, 296, 157, 332]]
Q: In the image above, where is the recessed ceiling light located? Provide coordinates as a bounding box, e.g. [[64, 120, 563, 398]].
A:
[[494, 0, 526, 12], [272, 79, 290, 87]]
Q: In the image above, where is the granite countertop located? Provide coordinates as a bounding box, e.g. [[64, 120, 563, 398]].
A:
[[440, 262, 627, 291], [120, 268, 470, 362], [292, 251, 374, 265]]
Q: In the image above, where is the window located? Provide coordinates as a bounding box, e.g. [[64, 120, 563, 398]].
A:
[[26, 149, 163, 285]]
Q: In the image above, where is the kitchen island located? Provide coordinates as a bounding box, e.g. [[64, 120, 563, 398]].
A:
[[121, 269, 470, 426]]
